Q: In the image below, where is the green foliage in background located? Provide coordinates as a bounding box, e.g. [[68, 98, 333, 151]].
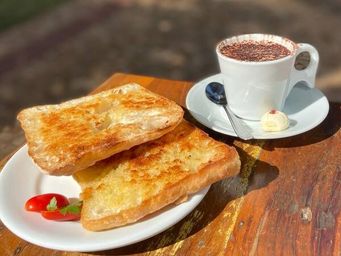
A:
[[0, 0, 70, 32]]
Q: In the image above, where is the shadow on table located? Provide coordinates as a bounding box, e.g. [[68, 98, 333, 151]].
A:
[[92, 134, 279, 255]]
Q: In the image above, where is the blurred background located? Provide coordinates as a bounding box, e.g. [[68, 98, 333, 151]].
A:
[[0, 0, 340, 158]]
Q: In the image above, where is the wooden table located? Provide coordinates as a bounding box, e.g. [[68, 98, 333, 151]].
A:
[[1, 73, 340, 256]]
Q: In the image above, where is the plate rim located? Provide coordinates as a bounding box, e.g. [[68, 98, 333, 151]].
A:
[[0, 145, 210, 252], [186, 73, 329, 139]]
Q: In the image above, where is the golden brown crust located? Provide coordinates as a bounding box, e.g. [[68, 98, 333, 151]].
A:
[[82, 157, 239, 231], [75, 121, 240, 231], [17, 83, 184, 176]]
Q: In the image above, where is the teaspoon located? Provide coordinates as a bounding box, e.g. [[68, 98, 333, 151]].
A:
[[205, 82, 253, 140]]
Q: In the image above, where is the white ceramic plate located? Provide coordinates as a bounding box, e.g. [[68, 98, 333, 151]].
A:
[[0, 145, 209, 252], [186, 73, 329, 139]]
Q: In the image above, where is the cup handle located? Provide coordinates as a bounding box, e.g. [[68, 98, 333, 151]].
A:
[[286, 43, 319, 98]]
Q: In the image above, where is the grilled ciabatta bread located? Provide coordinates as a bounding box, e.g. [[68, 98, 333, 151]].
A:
[[73, 121, 240, 231], [17, 83, 183, 176]]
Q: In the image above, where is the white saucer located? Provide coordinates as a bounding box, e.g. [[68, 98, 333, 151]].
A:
[[186, 73, 329, 139], [0, 145, 209, 252]]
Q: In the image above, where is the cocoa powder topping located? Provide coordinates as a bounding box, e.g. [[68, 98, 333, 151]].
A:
[[220, 40, 291, 62]]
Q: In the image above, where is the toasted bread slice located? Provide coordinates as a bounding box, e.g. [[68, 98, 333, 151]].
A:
[[17, 83, 183, 176], [73, 121, 240, 231]]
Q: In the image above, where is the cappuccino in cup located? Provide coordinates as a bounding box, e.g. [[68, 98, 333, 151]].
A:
[[216, 34, 319, 120]]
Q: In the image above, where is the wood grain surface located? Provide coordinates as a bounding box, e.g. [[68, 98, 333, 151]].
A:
[[0, 73, 340, 256]]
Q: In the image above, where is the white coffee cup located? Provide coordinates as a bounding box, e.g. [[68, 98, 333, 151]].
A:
[[216, 34, 319, 120]]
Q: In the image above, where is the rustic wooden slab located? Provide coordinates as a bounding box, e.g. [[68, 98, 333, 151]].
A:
[[0, 73, 340, 256]]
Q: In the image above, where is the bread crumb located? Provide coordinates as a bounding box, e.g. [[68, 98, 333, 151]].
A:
[[300, 207, 312, 223]]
